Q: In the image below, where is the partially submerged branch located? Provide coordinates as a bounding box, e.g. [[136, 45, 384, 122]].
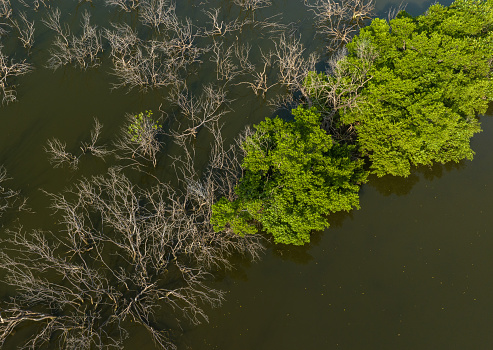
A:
[[43, 9, 103, 70], [0, 45, 33, 104], [307, 0, 375, 53]]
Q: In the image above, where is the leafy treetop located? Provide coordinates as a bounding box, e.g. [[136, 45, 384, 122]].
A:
[[211, 106, 367, 245], [340, 0, 493, 176]]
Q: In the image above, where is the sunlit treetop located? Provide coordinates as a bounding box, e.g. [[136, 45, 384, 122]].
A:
[[341, 0, 493, 177]]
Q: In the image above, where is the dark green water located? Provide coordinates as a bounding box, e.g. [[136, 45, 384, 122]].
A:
[[2, 0, 492, 349]]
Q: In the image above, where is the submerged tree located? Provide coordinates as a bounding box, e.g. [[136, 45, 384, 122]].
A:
[[0, 162, 263, 349], [0, 45, 33, 104]]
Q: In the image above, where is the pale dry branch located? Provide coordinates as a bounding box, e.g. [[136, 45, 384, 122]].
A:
[[0, 45, 33, 104], [306, 0, 375, 53], [105, 0, 139, 12], [210, 40, 241, 83], [270, 33, 318, 106], [46, 119, 111, 169], [106, 16, 202, 91], [387, 1, 407, 22], [233, 0, 272, 11], [140, 0, 175, 32], [0, 0, 11, 18], [0, 166, 19, 216], [10, 12, 34, 51], [202, 8, 247, 37], [44, 9, 103, 70], [45, 138, 79, 169], [304, 40, 377, 139], [80, 118, 112, 160], [238, 49, 277, 97], [169, 84, 230, 145]]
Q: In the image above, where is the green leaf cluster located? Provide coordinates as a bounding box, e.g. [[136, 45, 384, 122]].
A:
[[127, 110, 162, 142], [338, 0, 493, 176], [211, 106, 367, 245]]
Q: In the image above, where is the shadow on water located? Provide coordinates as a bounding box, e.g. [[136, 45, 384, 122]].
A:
[[366, 159, 468, 197], [269, 208, 355, 265]]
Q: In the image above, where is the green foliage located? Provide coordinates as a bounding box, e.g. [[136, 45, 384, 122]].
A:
[[211, 106, 367, 245], [326, 0, 493, 177], [127, 110, 162, 142]]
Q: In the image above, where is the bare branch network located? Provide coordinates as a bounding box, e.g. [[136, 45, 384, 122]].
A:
[[2, 129, 263, 349], [307, 0, 375, 53], [0, 0, 383, 347], [0, 45, 33, 104]]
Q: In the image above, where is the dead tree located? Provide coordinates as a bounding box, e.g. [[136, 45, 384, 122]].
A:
[[10, 12, 35, 51], [43, 9, 103, 70], [0, 0, 11, 19], [106, 15, 202, 91], [0, 166, 19, 216], [270, 33, 318, 108], [202, 8, 247, 37], [238, 48, 277, 97], [233, 0, 272, 11], [0, 157, 263, 348], [306, 0, 375, 54], [105, 0, 140, 12], [45, 118, 110, 169], [169, 84, 230, 148], [140, 0, 175, 32], [210, 40, 242, 84], [0, 45, 33, 104]]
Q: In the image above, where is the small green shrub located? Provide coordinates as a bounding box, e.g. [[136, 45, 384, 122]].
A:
[[127, 110, 162, 142]]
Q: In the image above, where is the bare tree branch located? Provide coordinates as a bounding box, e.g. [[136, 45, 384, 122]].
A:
[[306, 0, 375, 54], [0, 45, 33, 104], [105, 0, 140, 12], [43, 9, 103, 70], [10, 11, 35, 51]]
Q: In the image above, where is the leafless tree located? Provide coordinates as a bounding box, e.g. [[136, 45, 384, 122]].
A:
[[387, 2, 407, 22], [140, 0, 175, 32], [103, 22, 140, 56], [32, 0, 51, 10], [0, 150, 263, 348], [0, 166, 19, 216], [233, 0, 272, 11], [269, 33, 318, 108], [0, 166, 30, 217], [0, 45, 33, 104], [45, 138, 80, 169], [210, 40, 242, 84], [105, 0, 139, 12], [0, 0, 11, 19], [43, 9, 103, 70], [202, 8, 247, 37], [45, 118, 110, 169], [306, 0, 375, 54], [80, 118, 112, 159], [238, 48, 277, 97], [10, 12, 35, 51], [169, 84, 230, 147], [110, 40, 179, 90], [106, 15, 202, 91]]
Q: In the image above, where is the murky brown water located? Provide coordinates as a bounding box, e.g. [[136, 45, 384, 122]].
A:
[[3, 0, 492, 349]]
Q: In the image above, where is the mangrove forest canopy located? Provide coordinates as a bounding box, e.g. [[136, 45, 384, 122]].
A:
[[212, 0, 493, 244]]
